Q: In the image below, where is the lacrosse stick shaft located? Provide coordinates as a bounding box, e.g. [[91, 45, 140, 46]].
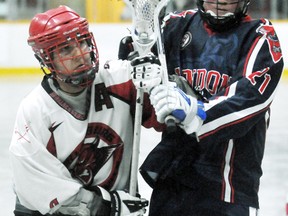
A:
[[129, 89, 144, 196], [124, 0, 171, 196], [154, 1, 177, 131], [154, 0, 169, 85]]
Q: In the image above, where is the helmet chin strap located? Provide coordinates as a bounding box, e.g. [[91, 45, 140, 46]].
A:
[[52, 75, 87, 96], [55, 67, 96, 88], [34, 54, 52, 76]]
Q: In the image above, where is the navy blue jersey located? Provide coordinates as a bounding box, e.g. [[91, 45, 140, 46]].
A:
[[150, 10, 283, 208]]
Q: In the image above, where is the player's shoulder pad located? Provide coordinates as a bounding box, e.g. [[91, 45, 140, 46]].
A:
[[102, 59, 129, 72], [162, 9, 197, 27], [98, 59, 130, 82], [255, 18, 282, 63]]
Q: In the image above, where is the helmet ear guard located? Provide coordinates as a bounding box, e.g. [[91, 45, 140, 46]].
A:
[[197, 0, 250, 32], [34, 54, 45, 70], [33, 53, 54, 76]]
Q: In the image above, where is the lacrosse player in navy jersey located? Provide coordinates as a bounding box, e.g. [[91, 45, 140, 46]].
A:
[[9, 5, 167, 216], [119, 0, 284, 215]]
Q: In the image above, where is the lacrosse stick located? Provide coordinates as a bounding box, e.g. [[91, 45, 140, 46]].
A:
[[123, 0, 170, 196]]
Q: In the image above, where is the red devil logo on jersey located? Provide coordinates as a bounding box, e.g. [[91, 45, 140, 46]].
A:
[[64, 122, 124, 189], [257, 23, 282, 63], [47, 122, 124, 190]]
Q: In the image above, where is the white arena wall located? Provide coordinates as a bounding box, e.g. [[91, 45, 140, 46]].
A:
[[0, 21, 287, 74]]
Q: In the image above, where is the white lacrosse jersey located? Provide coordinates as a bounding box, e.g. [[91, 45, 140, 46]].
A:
[[9, 59, 162, 214]]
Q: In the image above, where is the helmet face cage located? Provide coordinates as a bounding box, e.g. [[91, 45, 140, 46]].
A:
[[44, 32, 99, 86], [197, 0, 250, 31], [28, 6, 99, 87]]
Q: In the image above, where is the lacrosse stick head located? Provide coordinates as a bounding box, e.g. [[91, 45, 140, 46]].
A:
[[124, 0, 169, 56]]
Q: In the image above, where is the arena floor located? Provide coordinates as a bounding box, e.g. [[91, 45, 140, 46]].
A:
[[0, 76, 287, 216]]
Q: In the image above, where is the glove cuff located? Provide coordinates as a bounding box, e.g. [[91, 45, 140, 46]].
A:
[[97, 186, 112, 202], [182, 95, 198, 125], [109, 191, 121, 216], [109, 190, 149, 216], [181, 99, 206, 135], [90, 186, 112, 215]]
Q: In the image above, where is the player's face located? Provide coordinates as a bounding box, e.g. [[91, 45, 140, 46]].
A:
[[203, 0, 241, 16], [52, 39, 92, 76], [52, 38, 93, 94]]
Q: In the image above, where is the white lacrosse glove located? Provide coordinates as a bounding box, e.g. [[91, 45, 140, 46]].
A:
[[110, 190, 148, 216], [96, 187, 148, 216], [130, 53, 162, 92], [150, 83, 206, 134]]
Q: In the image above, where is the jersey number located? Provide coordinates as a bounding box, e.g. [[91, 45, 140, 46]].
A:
[[247, 67, 271, 94]]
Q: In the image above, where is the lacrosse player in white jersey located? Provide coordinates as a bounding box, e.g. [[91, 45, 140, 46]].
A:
[[9, 5, 165, 216]]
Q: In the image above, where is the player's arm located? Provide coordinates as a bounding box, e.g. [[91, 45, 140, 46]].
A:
[[55, 187, 148, 216], [197, 20, 284, 143], [11, 137, 147, 216], [10, 101, 147, 216], [10, 103, 83, 214]]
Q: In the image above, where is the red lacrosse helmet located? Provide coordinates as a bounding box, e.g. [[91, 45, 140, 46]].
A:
[[28, 5, 99, 87]]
